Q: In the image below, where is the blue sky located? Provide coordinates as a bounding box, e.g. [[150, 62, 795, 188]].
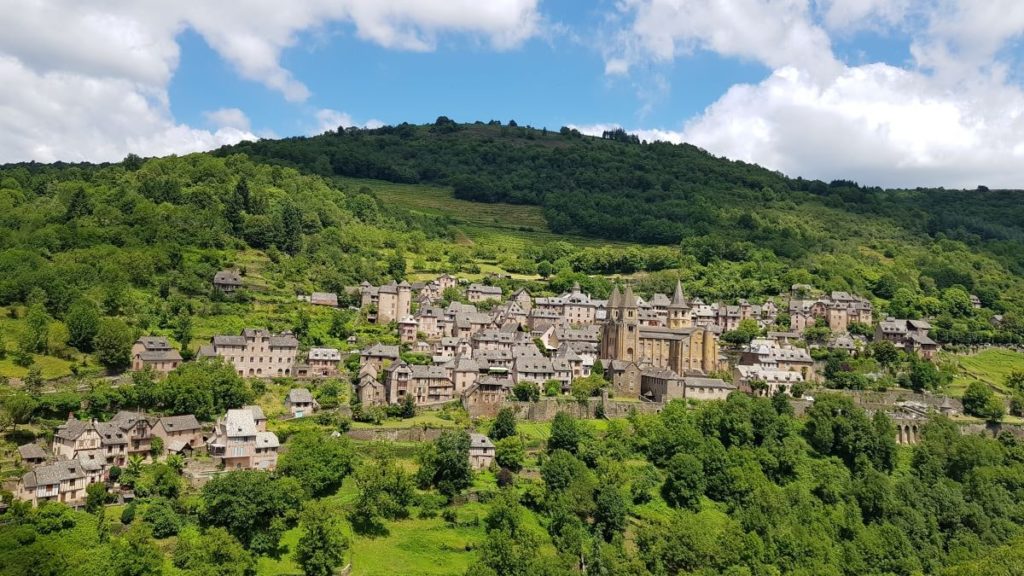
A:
[[170, 9, 910, 139], [3, 1, 1024, 188]]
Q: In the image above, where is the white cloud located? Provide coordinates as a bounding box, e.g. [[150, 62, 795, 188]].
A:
[[0, 0, 543, 162], [204, 108, 252, 132], [0, 55, 256, 163], [604, 0, 1024, 188], [676, 64, 1024, 187], [311, 109, 384, 135], [609, 0, 842, 80]]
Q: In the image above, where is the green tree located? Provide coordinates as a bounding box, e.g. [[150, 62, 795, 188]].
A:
[[490, 407, 517, 440], [870, 340, 900, 367], [276, 202, 304, 255], [142, 498, 181, 538], [201, 471, 304, 553], [296, 501, 348, 576], [174, 526, 256, 576], [908, 358, 943, 392], [93, 317, 135, 369], [494, 436, 525, 472], [416, 429, 472, 498], [65, 298, 100, 352], [110, 523, 163, 576], [722, 318, 761, 346], [23, 365, 43, 395], [512, 381, 540, 402], [3, 393, 36, 432], [21, 302, 50, 354], [85, 482, 108, 514], [962, 381, 1004, 421], [662, 453, 705, 510], [172, 313, 192, 352], [548, 412, 580, 454], [593, 483, 628, 541], [277, 430, 355, 498], [350, 450, 416, 534]]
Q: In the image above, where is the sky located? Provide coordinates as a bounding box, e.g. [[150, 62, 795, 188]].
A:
[[2, 1, 1024, 189]]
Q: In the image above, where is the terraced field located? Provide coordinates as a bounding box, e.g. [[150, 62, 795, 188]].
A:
[[943, 348, 1024, 396], [338, 177, 636, 250]]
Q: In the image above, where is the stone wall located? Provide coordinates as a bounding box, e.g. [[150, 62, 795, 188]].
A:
[[496, 398, 664, 421], [345, 427, 445, 442]]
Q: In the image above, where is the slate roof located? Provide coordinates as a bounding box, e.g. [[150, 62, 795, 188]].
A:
[[469, 433, 494, 450], [157, 414, 201, 432], [308, 347, 341, 361], [363, 343, 400, 358], [287, 388, 315, 403], [224, 409, 258, 437], [54, 417, 91, 440], [22, 461, 85, 488], [17, 443, 47, 461], [256, 432, 280, 449], [214, 270, 243, 286], [683, 377, 735, 390]]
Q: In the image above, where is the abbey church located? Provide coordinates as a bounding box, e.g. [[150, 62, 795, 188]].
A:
[[600, 282, 721, 376]]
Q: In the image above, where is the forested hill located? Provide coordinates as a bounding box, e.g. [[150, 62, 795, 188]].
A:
[[218, 119, 1024, 254]]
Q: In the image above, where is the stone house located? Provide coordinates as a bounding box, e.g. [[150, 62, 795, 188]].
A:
[[461, 376, 513, 417], [307, 347, 341, 376], [17, 443, 48, 466], [207, 407, 279, 470], [398, 315, 418, 344], [875, 318, 938, 359], [151, 415, 203, 455], [17, 460, 98, 507], [469, 433, 495, 470], [385, 362, 454, 404], [285, 388, 320, 418], [198, 328, 299, 377], [467, 283, 503, 303], [608, 360, 643, 398], [52, 416, 102, 461], [734, 365, 805, 396], [213, 269, 244, 293], [360, 343, 400, 367], [131, 336, 182, 374], [512, 356, 555, 386], [310, 292, 339, 307], [361, 281, 411, 324], [357, 363, 386, 407]]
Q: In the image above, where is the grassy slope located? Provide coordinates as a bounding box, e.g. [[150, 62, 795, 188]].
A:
[[943, 348, 1024, 396], [340, 177, 635, 251]]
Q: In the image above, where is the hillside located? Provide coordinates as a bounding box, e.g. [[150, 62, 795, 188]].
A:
[[221, 120, 1024, 344]]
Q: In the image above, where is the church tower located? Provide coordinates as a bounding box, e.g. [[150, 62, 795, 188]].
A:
[[618, 285, 640, 361], [668, 280, 691, 329]]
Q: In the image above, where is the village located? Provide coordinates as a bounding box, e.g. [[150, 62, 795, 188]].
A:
[[7, 267, 964, 510]]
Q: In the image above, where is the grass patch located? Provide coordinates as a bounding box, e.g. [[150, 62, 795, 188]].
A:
[[943, 349, 1024, 396]]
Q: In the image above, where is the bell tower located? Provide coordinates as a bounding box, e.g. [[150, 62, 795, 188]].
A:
[[668, 280, 690, 329]]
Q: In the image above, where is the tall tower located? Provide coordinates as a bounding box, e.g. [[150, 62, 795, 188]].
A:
[[668, 280, 691, 329], [619, 285, 640, 361], [601, 286, 622, 359]]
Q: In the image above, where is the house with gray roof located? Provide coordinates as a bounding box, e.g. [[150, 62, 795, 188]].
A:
[[203, 328, 299, 378], [469, 433, 495, 470], [17, 460, 99, 507], [213, 269, 244, 293], [152, 414, 203, 455], [207, 407, 278, 470], [131, 336, 182, 374], [285, 388, 320, 418]]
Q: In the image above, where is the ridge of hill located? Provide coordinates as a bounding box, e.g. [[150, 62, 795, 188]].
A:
[[218, 120, 1024, 343]]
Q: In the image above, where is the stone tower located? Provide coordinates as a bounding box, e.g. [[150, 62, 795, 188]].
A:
[[668, 280, 691, 329], [617, 285, 640, 361]]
